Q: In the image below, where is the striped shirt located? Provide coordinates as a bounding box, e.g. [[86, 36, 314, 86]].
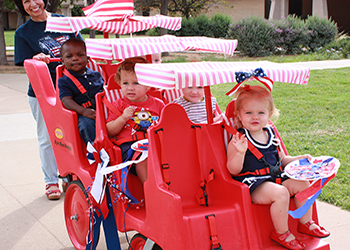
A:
[[172, 96, 217, 124]]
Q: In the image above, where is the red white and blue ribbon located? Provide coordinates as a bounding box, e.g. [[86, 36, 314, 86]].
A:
[[86, 142, 110, 204], [287, 173, 336, 219], [226, 68, 274, 96]]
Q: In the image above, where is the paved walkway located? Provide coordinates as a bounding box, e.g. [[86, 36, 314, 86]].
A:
[[1, 60, 350, 249]]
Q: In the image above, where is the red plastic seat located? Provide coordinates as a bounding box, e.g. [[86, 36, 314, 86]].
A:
[[23, 59, 96, 187]]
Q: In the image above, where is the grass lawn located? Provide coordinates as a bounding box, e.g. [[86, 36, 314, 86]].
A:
[[5, 30, 15, 47], [4, 30, 350, 211]]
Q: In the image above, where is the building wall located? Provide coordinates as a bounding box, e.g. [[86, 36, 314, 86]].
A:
[[7, 12, 18, 29], [328, 0, 350, 33], [206, 0, 265, 22]]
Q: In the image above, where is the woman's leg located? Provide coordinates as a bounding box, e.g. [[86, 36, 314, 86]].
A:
[[28, 96, 58, 184]]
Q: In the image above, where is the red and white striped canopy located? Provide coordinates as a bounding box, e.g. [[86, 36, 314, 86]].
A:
[[83, 0, 134, 17], [134, 61, 310, 89], [46, 15, 182, 34], [85, 35, 238, 60], [46, 0, 181, 34]]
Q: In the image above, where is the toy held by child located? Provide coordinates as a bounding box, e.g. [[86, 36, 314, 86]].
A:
[[172, 86, 219, 124], [106, 57, 165, 183], [226, 85, 330, 250], [58, 38, 104, 145]]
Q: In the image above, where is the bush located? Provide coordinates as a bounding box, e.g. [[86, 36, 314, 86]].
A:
[[272, 15, 309, 55], [149, 14, 231, 38], [228, 16, 275, 57], [305, 16, 338, 52], [210, 13, 232, 38], [227, 15, 338, 57], [173, 16, 213, 37], [146, 27, 160, 36], [320, 34, 350, 59]]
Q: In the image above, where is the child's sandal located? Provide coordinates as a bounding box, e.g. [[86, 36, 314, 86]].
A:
[[45, 183, 61, 200], [297, 220, 330, 238], [270, 229, 305, 250]]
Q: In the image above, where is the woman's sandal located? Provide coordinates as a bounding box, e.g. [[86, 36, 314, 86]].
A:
[[270, 229, 305, 250], [45, 183, 61, 200], [297, 220, 330, 238]]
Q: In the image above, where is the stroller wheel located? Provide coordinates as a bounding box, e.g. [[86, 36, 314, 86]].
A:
[[64, 180, 92, 250], [129, 233, 162, 250]]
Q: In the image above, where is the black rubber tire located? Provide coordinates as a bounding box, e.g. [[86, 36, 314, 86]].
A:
[[128, 233, 162, 250]]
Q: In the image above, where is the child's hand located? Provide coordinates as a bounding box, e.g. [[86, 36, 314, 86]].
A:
[[122, 106, 136, 120], [82, 108, 96, 119], [213, 113, 224, 123], [230, 132, 248, 154], [301, 154, 313, 162]]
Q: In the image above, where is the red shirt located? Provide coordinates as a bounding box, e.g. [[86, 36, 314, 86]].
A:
[[106, 96, 165, 140]]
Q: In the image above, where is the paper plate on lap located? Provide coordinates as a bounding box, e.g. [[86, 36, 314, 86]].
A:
[[284, 156, 340, 181]]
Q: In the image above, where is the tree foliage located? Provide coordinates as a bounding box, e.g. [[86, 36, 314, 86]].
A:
[[4, 0, 15, 11], [135, 0, 228, 18]]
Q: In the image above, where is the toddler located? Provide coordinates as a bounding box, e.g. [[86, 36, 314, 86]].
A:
[[173, 86, 218, 123], [226, 85, 330, 249], [106, 57, 165, 183], [58, 38, 103, 145]]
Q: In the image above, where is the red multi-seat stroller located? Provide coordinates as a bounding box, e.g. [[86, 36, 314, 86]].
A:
[[24, 42, 330, 250]]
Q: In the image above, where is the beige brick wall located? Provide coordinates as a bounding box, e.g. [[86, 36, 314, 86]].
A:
[[206, 0, 265, 22]]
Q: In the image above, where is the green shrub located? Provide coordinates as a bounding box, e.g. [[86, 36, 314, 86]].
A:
[[210, 13, 232, 38], [150, 14, 231, 38], [80, 28, 103, 35], [320, 34, 350, 59], [168, 16, 212, 36], [273, 15, 309, 55], [228, 16, 275, 57], [146, 27, 160, 36], [168, 17, 198, 36], [305, 16, 338, 52]]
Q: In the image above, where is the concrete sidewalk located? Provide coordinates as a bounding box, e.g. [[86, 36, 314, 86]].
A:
[[1, 60, 350, 249]]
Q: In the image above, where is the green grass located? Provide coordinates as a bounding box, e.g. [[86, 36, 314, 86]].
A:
[[211, 68, 350, 211], [273, 69, 350, 210], [4, 30, 126, 47], [5, 30, 15, 47]]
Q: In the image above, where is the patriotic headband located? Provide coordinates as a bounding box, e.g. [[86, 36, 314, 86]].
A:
[[226, 68, 274, 96]]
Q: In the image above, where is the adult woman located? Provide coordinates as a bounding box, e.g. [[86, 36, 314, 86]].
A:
[[14, 0, 83, 200]]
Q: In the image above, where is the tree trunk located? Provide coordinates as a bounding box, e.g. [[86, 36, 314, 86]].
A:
[[160, 0, 170, 56], [0, 0, 9, 65], [46, 0, 60, 13], [160, 0, 170, 36]]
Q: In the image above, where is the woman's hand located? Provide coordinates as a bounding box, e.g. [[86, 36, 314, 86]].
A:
[[32, 53, 50, 64]]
